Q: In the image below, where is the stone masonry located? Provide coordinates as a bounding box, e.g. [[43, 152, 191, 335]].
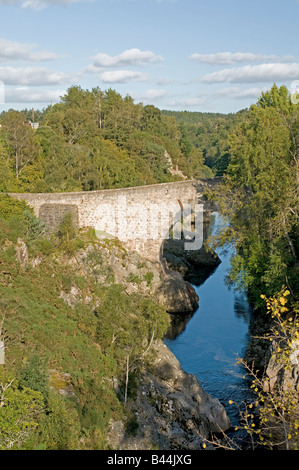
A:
[[9, 179, 220, 263]]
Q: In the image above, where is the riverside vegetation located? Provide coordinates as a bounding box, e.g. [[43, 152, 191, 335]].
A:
[[0, 84, 298, 450], [0, 198, 171, 450], [204, 84, 299, 450]]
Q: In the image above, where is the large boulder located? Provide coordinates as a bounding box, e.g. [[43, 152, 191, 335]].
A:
[[154, 270, 199, 314], [106, 340, 230, 450]]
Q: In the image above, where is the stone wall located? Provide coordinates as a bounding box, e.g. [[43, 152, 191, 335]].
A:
[[9, 178, 220, 262], [38, 204, 79, 233]]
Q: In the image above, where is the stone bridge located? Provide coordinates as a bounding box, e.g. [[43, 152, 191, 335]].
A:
[[10, 178, 221, 264]]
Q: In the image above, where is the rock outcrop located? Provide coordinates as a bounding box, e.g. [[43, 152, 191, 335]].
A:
[[107, 340, 230, 450], [62, 237, 200, 314], [16, 232, 231, 450], [162, 238, 221, 286], [15, 238, 29, 268], [154, 270, 199, 313]]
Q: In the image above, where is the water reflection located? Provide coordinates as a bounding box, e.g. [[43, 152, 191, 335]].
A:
[[234, 294, 253, 324], [164, 312, 195, 340], [163, 212, 253, 436]]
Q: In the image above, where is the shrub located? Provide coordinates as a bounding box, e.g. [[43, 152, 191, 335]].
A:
[[0, 369, 44, 450], [18, 355, 49, 400], [0, 195, 33, 221]]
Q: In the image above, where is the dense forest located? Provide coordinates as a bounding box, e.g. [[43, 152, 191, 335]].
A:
[[0, 86, 249, 194], [0, 86, 221, 194], [208, 85, 298, 304], [0, 84, 298, 450], [162, 109, 248, 176]]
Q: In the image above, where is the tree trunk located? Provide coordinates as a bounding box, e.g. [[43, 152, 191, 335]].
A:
[[15, 150, 19, 179], [124, 354, 129, 405]]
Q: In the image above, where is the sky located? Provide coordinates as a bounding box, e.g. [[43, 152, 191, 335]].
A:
[[0, 0, 299, 114]]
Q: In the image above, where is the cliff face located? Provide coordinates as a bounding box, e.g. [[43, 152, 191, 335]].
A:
[[64, 238, 200, 315], [15, 229, 229, 450], [67, 235, 230, 450], [107, 341, 230, 450]]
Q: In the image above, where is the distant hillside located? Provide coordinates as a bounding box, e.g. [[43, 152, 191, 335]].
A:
[[162, 108, 249, 176]]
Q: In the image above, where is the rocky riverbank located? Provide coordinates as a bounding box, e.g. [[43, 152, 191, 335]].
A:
[[43, 228, 229, 450], [94, 233, 230, 449], [61, 236, 201, 315], [162, 236, 221, 286], [107, 340, 230, 450], [62, 231, 230, 450]]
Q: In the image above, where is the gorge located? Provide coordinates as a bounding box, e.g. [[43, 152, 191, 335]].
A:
[[7, 184, 254, 449]]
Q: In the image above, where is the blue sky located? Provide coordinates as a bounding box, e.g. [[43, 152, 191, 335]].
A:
[[0, 0, 299, 114]]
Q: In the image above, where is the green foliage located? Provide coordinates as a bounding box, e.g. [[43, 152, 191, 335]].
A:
[[37, 390, 80, 450], [162, 109, 247, 175], [0, 211, 170, 449], [96, 284, 169, 356], [32, 237, 54, 256], [143, 271, 154, 286], [0, 110, 43, 191], [58, 212, 77, 239], [23, 210, 46, 240], [18, 355, 49, 400], [234, 290, 299, 450], [0, 86, 223, 192], [55, 212, 80, 254], [0, 369, 44, 450], [208, 85, 299, 304], [0, 195, 33, 220], [128, 273, 142, 284]]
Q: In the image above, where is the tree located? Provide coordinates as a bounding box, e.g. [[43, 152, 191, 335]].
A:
[[208, 85, 299, 303], [0, 140, 13, 192], [0, 370, 43, 450], [233, 290, 299, 450], [2, 110, 41, 181], [96, 285, 169, 402]]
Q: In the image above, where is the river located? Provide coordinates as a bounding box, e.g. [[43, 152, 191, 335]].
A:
[[164, 212, 253, 446]]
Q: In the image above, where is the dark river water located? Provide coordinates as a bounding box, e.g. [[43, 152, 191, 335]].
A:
[[164, 213, 253, 441]]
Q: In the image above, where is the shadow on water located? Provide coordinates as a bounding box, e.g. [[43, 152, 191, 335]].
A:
[[163, 212, 255, 448]]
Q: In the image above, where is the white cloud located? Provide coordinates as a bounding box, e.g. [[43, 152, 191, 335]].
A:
[[190, 52, 295, 65], [233, 87, 266, 99], [0, 0, 89, 10], [156, 78, 174, 86], [208, 86, 269, 100], [99, 70, 150, 84], [201, 63, 299, 83], [167, 96, 208, 108], [142, 89, 168, 100], [5, 86, 66, 103], [0, 66, 73, 85], [165, 86, 273, 110], [0, 38, 61, 62], [93, 48, 163, 68]]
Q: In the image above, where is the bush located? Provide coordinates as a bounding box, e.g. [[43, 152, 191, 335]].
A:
[[56, 212, 81, 254], [18, 355, 49, 400], [0, 369, 44, 450], [23, 210, 46, 240], [37, 390, 80, 450], [0, 195, 33, 221]]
